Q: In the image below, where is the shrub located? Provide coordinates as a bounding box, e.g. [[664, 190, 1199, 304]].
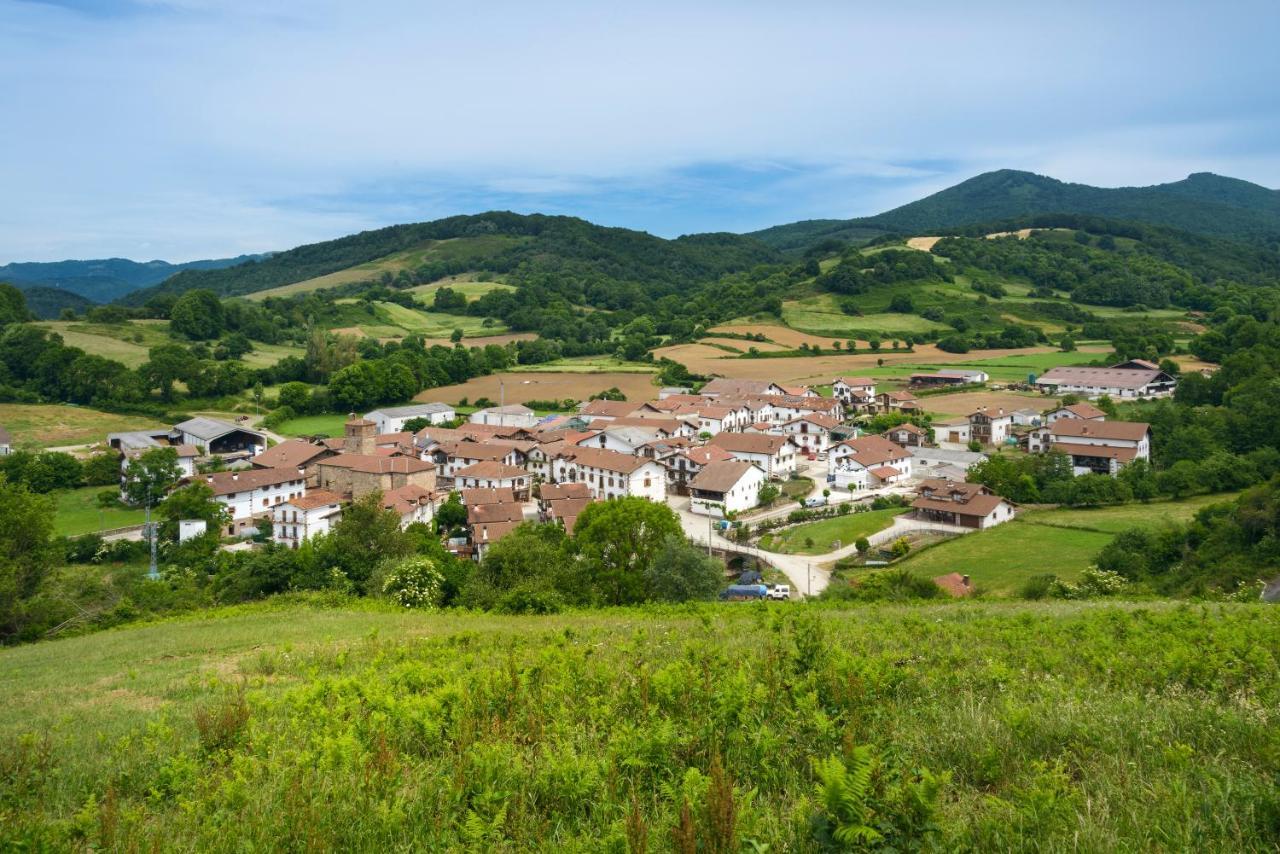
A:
[[381, 556, 444, 609]]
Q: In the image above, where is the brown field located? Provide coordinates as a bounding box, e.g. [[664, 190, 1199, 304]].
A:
[[709, 324, 867, 349], [699, 337, 789, 353], [917, 390, 1057, 418], [421, 332, 535, 348], [415, 371, 658, 406], [1173, 356, 1217, 373], [905, 236, 941, 251], [653, 343, 1069, 386]]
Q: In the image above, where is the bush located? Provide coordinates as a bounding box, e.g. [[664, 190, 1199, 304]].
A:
[[1019, 574, 1057, 600], [381, 556, 444, 609]]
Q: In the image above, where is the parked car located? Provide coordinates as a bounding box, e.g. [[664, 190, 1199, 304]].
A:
[[804, 496, 827, 507], [769, 584, 791, 600]]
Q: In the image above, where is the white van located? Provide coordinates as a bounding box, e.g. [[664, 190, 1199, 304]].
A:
[[769, 585, 791, 600]]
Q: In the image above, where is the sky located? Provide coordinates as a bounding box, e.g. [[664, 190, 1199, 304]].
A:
[[3, 0, 1279, 262]]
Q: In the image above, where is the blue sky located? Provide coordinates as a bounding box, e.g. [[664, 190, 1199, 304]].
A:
[[3, 0, 1279, 262]]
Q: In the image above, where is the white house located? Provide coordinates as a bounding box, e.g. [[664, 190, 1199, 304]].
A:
[[1046, 402, 1107, 423], [205, 467, 308, 535], [829, 435, 912, 489], [469, 404, 539, 428], [968, 407, 1015, 446], [552, 446, 666, 501], [708, 432, 798, 479], [273, 489, 343, 547], [932, 417, 971, 446], [452, 461, 531, 499], [1045, 420, 1151, 475], [364, 403, 455, 433], [577, 425, 664, 455], [832, 377, 876, 409], [689, 460, 767, 517], [381, 484, 437, 528], [699, 378, 787, 398], [778, 413, 838, 455]]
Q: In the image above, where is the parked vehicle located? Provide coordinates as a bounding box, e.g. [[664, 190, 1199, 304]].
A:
[[719, 584, 769, 601], [769, 585, 791, 600], [804, 496, 827, 507]]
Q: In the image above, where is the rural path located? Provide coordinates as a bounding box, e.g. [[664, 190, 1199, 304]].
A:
[[677, 493, 971, 599]]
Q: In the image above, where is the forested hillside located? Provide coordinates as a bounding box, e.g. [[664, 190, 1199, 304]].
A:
[[125, 213, 781, 304], [753, 170, 1280, 253], [0, 255, 263, 303]]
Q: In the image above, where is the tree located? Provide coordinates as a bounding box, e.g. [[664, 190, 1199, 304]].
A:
[[21, 452, 83, 493], [320, 492, 413, 593], [0, 477, 56, 641], [157, 482, 229, 542], [644, 535, 723, 602], [381, 555, 445, 609], [757, 483, 780, 507], [169, 289, 225, 340], [462, 523, 578, 611], [0, 283, 30, 326], [573, 497, 682, 605], [855, 537, 870, 554], [435, 492, 467, 533], [122, 447, 182, 507], [140, 343, 198, 401], [450, 328, 464, 344]]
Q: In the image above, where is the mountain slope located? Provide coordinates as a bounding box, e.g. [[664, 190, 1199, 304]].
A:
[[0, 255, 266, 303], [752, 170, 1280, 252], [17, 286, 96, 320], [122, 212, 782, 304]]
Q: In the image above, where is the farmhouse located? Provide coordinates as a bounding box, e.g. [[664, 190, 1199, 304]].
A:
[[577, 399, 640, 422], [251, 438, 333, 479], [910, 478, 1015, 529], [883, 423, 926, 448], [778, 413, 839, 455], [829, 435, 912, 489], [969, 407, 1014, 446], [538, 482, 594, 534], [552, 446, 667, 501], [874, 391, 920, 414], [381, 483, 437, 528], [708, 432, 798, 479], [364, 403, 455, 433], [664, 444, 737, 494], [204, 467, 308, 534], [1047, 419, 1152, 475], [689, 459, 767, 517], [272, 490, 343, 548], [1046, 402, 1106, 423], [831, 377, 876, 407], [452, 461, 531, 499], [933, 417, 971, 445], [1034, 360, 1176, 399], [467, 499, 527, 560]]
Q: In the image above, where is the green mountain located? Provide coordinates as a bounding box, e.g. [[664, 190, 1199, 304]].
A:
[[17, 286, 97, 320], [0, 255, 266, 303], [121, 212, 781, 304], [752, 170, 1280, 252]]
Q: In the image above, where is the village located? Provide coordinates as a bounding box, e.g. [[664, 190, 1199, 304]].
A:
[[63, 357, 1176, 599]]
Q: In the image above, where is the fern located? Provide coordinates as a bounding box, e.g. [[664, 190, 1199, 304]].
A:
[[812, 749, 883, 850]]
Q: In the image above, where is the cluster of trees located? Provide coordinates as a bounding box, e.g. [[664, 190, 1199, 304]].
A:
[[933, 233, 1200, 309], [1, 449, 120, 493], [1096, 478, 1280, 596], [817, 249, 950, 296]]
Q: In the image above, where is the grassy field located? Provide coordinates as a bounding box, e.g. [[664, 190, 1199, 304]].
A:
[[1, 597, 1276, 850], [36, 319, 173, 368], [274, 413, 350, 437], [507, 355, 659, 374], [760, 507, 908, 554], [238, 341, 306, 369], [52, 486, 146, 536], [782, 293, 951, 337], [897, 493, 1237, 593], [245, 235, 531, 301], [407, 279, 515, 301], [350, 302, 509, 339], [0, 404, 167, 449]]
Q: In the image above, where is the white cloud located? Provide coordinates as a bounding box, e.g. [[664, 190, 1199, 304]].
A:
[[1, 0, 1278, 260]]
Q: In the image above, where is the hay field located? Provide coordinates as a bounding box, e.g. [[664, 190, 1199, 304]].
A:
[[0, 404, 167, 449], [414, 371, 658, 406], [709, 323, 865, 349]]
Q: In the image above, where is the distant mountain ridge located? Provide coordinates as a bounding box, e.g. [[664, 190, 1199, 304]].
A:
[[750, 170, 1280, 252], [0, 254, 267, 303]]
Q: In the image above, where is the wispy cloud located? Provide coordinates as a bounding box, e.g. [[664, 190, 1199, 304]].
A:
[[2, 0, 1278, 260]]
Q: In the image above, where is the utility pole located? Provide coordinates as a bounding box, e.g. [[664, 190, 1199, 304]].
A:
[[807, 561, 811, 598], [145, 482, 158, 580]]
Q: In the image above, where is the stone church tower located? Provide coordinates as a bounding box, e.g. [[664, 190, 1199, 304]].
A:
[[344, 414, 376, 455]]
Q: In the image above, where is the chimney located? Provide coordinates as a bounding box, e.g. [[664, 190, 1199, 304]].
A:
[[962, 574, 971, 587], [231, 472, 238, 481], [206, 475, 213, 483]]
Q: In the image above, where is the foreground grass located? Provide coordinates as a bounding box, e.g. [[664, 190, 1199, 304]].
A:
[[760, 507, 906, 555], [52, 487, 146, 536], [898, 494, 1238, 593], [6, 597, 1275, 850]]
